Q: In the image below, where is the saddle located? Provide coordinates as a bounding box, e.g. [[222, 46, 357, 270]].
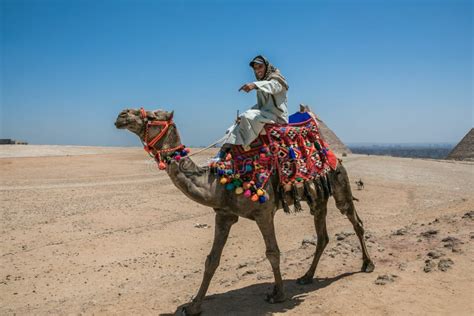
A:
[[210, 112, 338, 210]]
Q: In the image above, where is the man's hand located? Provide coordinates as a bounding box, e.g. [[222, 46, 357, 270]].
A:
[[238, 83, 257, 93], [235, 116, 241, 124]]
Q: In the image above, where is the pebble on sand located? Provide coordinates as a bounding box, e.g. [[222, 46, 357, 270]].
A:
[[374, 274, 398, 285]]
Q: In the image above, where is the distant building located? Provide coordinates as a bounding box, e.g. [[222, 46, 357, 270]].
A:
[[0, 139, 28, 145], [446, 128, 474, 161]]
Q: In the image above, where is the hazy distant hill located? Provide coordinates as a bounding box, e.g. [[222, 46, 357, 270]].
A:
[[348, 143, 455, 159]]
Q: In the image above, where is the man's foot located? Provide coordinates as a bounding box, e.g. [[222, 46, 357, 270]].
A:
[[209, 147, 230, 164]]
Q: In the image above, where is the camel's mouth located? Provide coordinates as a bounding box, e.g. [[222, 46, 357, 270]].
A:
[[114, 117, 128, 129]]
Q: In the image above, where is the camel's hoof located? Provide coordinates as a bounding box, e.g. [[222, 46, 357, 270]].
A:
[[362, 261, 375, 273], [265, 292, 286, 304], [181, 305, 202, 316], [296, 275, 313, 285]]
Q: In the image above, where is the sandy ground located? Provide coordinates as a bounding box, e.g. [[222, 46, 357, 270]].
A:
[[1, 146, 473, 315]]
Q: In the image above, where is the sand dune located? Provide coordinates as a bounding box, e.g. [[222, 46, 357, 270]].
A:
[[1, 146, 473, 315]]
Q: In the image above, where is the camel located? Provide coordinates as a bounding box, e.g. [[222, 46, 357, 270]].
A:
[[114, 106, 374, 315]]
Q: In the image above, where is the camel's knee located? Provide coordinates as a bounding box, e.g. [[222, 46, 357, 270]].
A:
[[204, 253, 220, 273], [353, 223, 364, 236], [348, 215, 365, 235], [265, 250, 280, 266], [317, 234, 329, 248]]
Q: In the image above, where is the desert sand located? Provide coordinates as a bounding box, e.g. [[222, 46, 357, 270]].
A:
[[1, 145, 473, 315]]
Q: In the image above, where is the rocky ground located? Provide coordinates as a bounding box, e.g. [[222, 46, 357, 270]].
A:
[[1, 146, 473, 315]]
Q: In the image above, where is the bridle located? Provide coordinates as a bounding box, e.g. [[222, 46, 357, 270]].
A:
[[140, 107, 185, 169]]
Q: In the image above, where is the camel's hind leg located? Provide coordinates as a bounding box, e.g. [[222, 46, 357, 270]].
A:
[[183, 211, 238, 315], [329, 163, 375, 272], [297, 195, 329, 285]]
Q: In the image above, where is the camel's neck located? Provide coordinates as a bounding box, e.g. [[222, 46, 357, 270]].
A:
[[166, 156, 222, 209], [133, 118, 222, 208]]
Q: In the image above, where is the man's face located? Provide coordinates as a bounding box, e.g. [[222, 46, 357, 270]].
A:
[[253, 63, 266, 80]]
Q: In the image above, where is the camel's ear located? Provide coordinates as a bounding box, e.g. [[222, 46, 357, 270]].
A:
[[152, 109, 165, 120], [152, 110, 174, 121], [146, 111, 157, 119]]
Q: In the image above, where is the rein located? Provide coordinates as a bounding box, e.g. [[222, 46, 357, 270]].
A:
[[140, 107, 186, 170]]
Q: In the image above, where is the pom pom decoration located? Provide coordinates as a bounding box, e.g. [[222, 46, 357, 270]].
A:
[[174, 155, 182, 161], [207, 114, 335, 205], [158, 162, 167, 170]]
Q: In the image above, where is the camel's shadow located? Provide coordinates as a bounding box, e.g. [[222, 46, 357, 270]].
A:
[[161, 271, 358, 316]]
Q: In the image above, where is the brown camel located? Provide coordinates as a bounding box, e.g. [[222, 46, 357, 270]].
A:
[[115, 107, 374, 315]]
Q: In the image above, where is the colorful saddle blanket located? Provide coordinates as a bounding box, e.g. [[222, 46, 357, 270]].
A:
[[211, 114, 338, 203]]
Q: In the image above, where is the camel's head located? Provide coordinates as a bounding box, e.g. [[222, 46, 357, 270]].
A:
[[115, 108, 179, 149]]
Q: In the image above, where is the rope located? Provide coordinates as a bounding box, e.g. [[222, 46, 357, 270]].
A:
[[187, 123, 237, 157], [141, 120, 238, 170]]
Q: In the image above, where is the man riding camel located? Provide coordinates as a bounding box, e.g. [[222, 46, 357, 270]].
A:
[[216, 55, 289, 159]]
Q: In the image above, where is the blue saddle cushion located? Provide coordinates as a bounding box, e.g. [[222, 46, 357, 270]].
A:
[[288, 111, 312, 124]]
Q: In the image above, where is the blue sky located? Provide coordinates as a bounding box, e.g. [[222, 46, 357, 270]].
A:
[[1, 0, 472, 146]]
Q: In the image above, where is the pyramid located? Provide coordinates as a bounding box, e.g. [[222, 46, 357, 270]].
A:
[[316, 117, 352, 155], [299, 104, 352, 155], [446, 128, 474, 161]]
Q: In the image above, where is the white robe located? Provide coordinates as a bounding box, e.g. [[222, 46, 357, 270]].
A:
[[225, 79, 288, 146]]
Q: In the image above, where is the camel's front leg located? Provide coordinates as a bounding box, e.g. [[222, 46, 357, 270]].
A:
[[183, 212, 238, 316], [297, 201, 329, 285], [255, 212, 286, 304]]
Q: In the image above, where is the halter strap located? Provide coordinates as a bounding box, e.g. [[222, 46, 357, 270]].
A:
[[140, 107, 184, 166]]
